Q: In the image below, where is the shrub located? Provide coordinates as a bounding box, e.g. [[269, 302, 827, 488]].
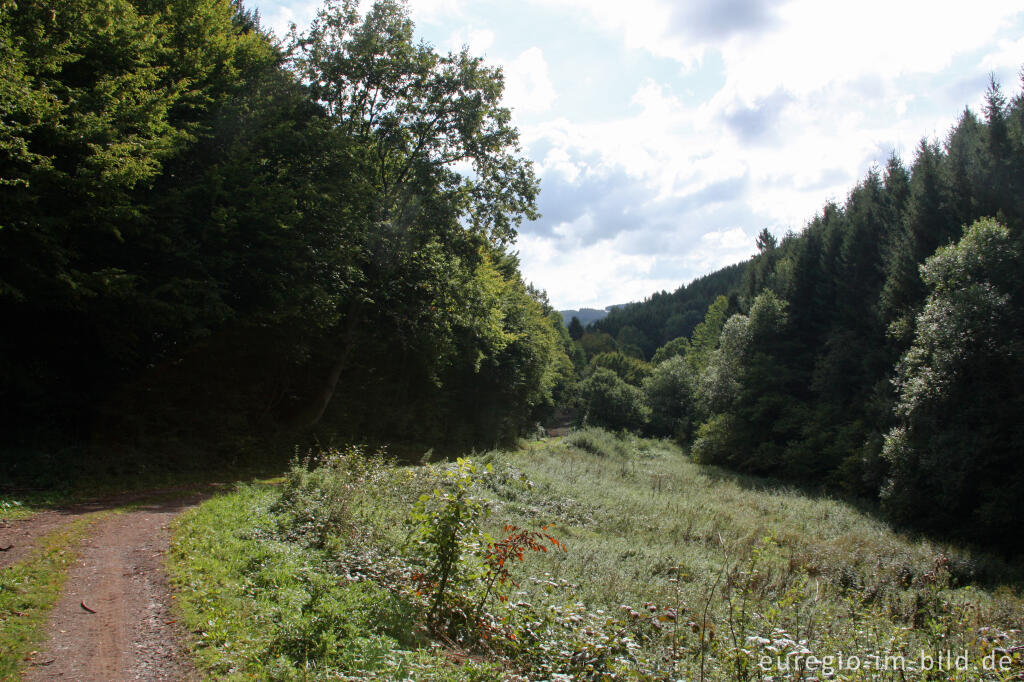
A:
[[691, 413, 741, 466], [408, 458, 493, 622], [564, 426, 631, 458], [881, 218, 1024, 549], [272, 445, 391, 548], [578, 368, 649, 431]]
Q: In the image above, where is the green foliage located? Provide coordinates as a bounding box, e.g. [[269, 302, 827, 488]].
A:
[[881, 218, 1024, 550], [567, 315, 584, 341], [0, 0, 254, 442], [755, 227, 778, 252], [572, 76, 1024, 549], [642, 355, 696, 440], [1, 0, 556, 461], [292, 0, 538, 247], [171, 449, 574, 678], [880, 141, 956, 332], [691, 412, 741, 466], [691, 291, 806, 475], [694, 314, 749, 416], [651, 336, 690, 365], [586, 351, 651, 386], [0, 0, 274, 447], [615, 324, 652, 359], [272, 446, 392, 549], [171, 469, 504, 679], [577, 330, 617, 360], [685, 295, 731, 375], [578, 368, 649, 431], [545, 310, 582, 407], [591, 263, 747, 352], [408, 458, 493, 620]]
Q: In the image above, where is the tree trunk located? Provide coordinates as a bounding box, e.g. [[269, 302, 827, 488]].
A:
[[284, 307, 361, 430], [285, 348, 351, 430]]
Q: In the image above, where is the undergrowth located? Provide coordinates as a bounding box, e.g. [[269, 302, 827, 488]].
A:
[[169, 433, 1024, 680], [169, 448, 502, 680], [562, 427, 633, 459]]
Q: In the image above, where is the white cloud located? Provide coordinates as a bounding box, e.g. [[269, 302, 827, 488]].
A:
[[502, 47, 558, 114], [702, 227, 752, 250], [518, 233, 680, 308], [981, 35, 1024, 72], [683, 228, 758, 272], [407, 0, 463, 24], [530, 0, 699, 66], [259, 0, 320, 38], [536, 0, 1020, 94], [250, 0, 1024, 309], [441, 27, 494, 55], [518, 223, 760, 308], [523, 81, 696, 187], [537, 148, 585, 185], [715, 0, 1019, 100]]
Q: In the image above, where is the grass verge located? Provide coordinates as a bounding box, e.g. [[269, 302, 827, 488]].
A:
[[168, 478, 500, 680], [0, 512, 112, 680]]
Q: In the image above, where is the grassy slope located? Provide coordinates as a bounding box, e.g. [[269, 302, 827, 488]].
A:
[[169, 432, 1024, 680], [499, 431, 1020, 610]]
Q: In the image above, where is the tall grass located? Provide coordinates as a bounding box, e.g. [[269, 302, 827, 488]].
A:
[[169, 433, 1024, 680], [487, 430, 1024, 678]]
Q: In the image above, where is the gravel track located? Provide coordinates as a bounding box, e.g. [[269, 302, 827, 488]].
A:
[[12, 494, 206, 681]]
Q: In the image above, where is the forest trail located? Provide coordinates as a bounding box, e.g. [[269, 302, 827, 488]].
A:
[[1, 511, 77, 572], [7, 493, 208, 681]]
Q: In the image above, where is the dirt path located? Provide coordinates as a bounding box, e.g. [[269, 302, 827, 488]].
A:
[[18, 495, 206, 681], [1, 511, 78, 570]]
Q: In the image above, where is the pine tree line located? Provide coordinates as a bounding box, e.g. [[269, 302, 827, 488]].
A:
[[572, 76, 1024, 552]]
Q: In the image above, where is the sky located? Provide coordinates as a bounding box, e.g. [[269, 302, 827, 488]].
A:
[[250, 0, 1024, 311]]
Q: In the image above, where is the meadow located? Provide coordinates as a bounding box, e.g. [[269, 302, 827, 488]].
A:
[[169, 430, 1024, 680]]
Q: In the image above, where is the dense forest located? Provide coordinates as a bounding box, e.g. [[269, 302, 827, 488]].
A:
[[570, 76, 1024, 553], [0, 0, 578, 467]]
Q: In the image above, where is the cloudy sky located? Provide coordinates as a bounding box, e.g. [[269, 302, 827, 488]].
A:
[[251, 0, 1024, 310]]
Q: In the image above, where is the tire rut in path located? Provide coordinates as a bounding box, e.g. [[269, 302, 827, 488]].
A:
[[23, 495, 204, 681]]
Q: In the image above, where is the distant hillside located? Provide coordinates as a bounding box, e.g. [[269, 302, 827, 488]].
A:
[[559, 307, 614, 327], [589, 261, 748, 358]]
